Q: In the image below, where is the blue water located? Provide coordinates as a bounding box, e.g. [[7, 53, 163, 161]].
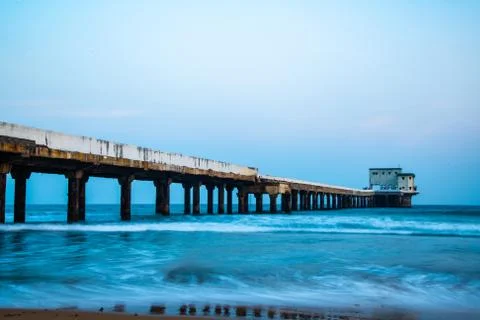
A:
[[0, 205, 479, 318]]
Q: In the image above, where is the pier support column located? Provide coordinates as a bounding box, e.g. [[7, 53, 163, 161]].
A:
[[154, 177, 171, 215], [0, 164, 11, 224], [182, 183, 192, 214], [11, 168, 31, 223], [66, 170, 86, 223], [332, 194, 337, 210], [255, 193, 263, 213], [281, 193, 291, 213], [206, 184, 215, 214], [237, 191, 246, 213], [269, 193, 278, 213], [300, 191, 306, 210], [78, 176, 88, 221], [319, 192, 324, 210], [226, 185, 234, 214], [326, 193, 331, 209], [192, 182, 201, 214], [306, 192, 312, 210], [312, 192, 318, 210], [245, 193, 250, 213], [118, 175, 134, 221], [291, 190, 298, 211], [217, 184, 225, 214]]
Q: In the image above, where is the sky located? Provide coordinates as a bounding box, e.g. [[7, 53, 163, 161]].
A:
[[0, 0, 479, 205]]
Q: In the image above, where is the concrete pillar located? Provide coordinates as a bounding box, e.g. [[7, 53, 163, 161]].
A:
[[206, 184, 215, 214], [11, 168, 31, 223], [269, 193, 278, 213], [312, 193, 318, 210], [281, 193, 291, 213], [291, 190, 298, 211], [0, 173, 5, 224], [217, 184, 225, 214], [319, 192, 324, 210], [326, 193, 331, 209], [332, 194, 337, 210], [182, 183, 192, 214], [154, 178, 171, 215], [226, 185, 233, 214], [245, 193, 250, 213], [237, 191, 246, 213], [118, 175, 134, 221], [78, 176, 88, 221], [255, 193, 263, 213], [192, 182, 201, 214], [66, 170, 85, 223], [299, 191, 306, 210], [0, 164, 11, 224], [306, 192, 312, 210]]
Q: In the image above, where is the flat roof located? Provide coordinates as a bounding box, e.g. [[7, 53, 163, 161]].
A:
[[397, 173, 415, 177]]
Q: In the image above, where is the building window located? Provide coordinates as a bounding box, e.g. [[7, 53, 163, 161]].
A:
[[409, 187, 412, 190], [409, 177, 412, 180], [402, 177, 405, 180]]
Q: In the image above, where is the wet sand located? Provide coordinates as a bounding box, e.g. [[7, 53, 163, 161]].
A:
[[0, 309, 216, 320], [0, 307, 419, 320]]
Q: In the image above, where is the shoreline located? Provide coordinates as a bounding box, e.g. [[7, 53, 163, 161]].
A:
[[0, 306, 418, 320]]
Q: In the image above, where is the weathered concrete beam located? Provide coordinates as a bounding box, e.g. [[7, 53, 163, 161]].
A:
[[0, 122, 258, 183]]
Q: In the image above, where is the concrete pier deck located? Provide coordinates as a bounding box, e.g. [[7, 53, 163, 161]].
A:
[[0, 122, 417, 223]]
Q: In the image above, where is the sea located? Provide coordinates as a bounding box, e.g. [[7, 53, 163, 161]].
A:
[[0, 205, 479, 319]]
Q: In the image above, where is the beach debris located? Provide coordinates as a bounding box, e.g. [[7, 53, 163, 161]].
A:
[[98, 307, 104, 313], [236, 306, 247, 317], [113, 304, 125, 313], [202, 305, 211, 315], [179, 305, 188, 315], [150, 305, 166, 314]]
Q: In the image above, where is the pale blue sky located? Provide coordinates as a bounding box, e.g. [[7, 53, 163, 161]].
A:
[[1, 0, 479, 205]]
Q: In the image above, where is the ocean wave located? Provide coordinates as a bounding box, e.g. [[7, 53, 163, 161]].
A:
[[0, 221, 479, 237]]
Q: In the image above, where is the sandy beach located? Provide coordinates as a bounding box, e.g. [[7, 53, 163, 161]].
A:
[[0, 307, 423, 320], [0, 309, 216, 320]]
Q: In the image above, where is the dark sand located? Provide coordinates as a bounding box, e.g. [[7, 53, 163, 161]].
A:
[[0, 307, 419, 320]]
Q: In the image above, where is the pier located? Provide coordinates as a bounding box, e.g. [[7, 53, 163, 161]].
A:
[[0, 122, 418, 223]]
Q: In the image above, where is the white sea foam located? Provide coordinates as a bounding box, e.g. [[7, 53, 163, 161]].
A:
[[0, 220, 478, 237]]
